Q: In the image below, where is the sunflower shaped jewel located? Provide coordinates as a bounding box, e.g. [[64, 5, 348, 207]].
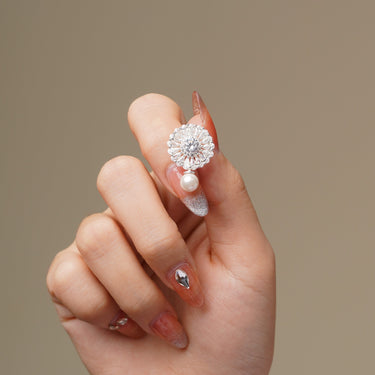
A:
[[167, 124, 215, 192], [167, 124, 215, 171]]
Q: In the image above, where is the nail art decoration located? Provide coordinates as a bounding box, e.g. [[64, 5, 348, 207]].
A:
[[175, 269, 190, 289], [168, 124, 215, 193], [182, 191, 208, 217], [108, 313, 129, 330]]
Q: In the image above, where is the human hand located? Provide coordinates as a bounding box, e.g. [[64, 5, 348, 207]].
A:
[[47, 92, 276, 375]]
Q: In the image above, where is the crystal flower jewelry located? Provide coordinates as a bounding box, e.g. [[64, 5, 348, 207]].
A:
[[167, 124, 215, 192]]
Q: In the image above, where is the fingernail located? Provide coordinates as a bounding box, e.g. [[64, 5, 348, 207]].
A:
[[150, 311, 188, 349], [182, 191, 209, 217], [167, 262, 205, 308], [192, 91, 219, 151], [108, 310, 129, 330], [166, 164, 208, 217]]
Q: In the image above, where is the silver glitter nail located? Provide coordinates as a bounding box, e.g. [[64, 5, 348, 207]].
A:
[[175, 269, 190, 289], [182, 191, 208, 217]]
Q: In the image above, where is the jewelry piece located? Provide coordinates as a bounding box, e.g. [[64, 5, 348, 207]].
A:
[[108, 315, 129, 331], [168, 124, 215, 193], [175, 269, 190, 289]]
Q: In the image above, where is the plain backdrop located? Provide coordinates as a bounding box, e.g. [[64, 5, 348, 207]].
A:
[[1, 1, 374, 374]]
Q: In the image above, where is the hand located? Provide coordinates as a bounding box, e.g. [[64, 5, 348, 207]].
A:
[[46, 92, 276, 375]]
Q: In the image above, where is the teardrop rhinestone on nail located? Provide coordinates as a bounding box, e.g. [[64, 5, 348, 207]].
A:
[[167, 124, 215, 192], [175, 269, 190, 289]]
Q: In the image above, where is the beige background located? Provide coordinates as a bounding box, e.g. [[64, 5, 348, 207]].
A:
[[1, 1, 374, 374]]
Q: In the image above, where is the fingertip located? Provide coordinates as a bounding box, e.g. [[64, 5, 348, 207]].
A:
[[128, 93, 184, 131]]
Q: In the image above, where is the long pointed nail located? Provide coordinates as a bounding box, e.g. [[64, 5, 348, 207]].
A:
[[192, 91, 219, 151], [167, 262, 205, 308], [166, 164, 208, 216], [150, 311, 188, 349]]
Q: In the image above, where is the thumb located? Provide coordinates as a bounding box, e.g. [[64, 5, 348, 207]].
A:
[[191, 92, 270, 269]]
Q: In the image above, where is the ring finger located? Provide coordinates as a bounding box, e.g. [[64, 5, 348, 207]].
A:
[[75, 213, 189, 349], [46, 247, 144, 338]]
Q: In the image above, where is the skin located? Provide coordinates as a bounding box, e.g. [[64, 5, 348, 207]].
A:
[[46, 93, 276, 375]]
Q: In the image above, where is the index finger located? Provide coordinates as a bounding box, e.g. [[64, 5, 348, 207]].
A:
[[128, 93, 209, 217], [128, 92, 269, 269]]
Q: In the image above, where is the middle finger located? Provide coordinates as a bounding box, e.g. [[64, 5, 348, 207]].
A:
[[97, 155, 204, 308]]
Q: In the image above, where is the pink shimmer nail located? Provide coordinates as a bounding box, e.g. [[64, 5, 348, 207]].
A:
[[149, 311, 188, 349]]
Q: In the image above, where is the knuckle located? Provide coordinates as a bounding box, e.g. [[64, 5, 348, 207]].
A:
[[76, 213, 117, 259], [262, 242, 276, 274], [79, 298, 109, 323], [46, 252, 82, 301], [226, 164, 252, 206], [125, 287, 159, 318], [210, 158, 250, 207], [97, 155, 143, 193], [250, 241, 276, 283], [230, 167, 247, 196], [141, 226, 181, 263]]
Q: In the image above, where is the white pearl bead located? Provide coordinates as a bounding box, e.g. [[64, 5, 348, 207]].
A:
[[180, 173, 199, 192]]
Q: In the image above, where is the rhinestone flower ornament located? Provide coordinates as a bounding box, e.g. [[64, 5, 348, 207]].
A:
[[168, 124, 215, 192]]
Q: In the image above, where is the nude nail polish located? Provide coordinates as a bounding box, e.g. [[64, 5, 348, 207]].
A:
[[192, 91, 219, 151], [149, 311, 188, 349], [167, 262, 205, 308]]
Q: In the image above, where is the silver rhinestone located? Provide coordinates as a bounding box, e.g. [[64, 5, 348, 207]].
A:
[[117, 317, 128, 326], [175, 269, 190, 289]]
